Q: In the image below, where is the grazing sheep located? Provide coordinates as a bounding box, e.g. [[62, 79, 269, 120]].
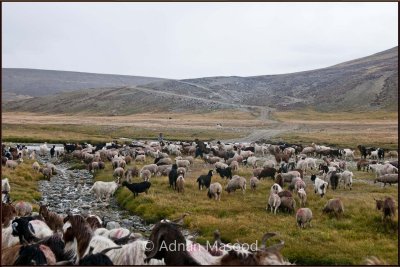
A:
[[113, 167, 125, 179], [296, 208, 313, 228], [323, 198, 344, 217], [250, 177, 259, 191], [225, 176, 246, 194], [5, 160, 18, 169], [155, 157, 172, 166], [297, 188, 307, 207], [207, 183, 222, 201], [229, 160, 239, 171], [176, 159, 190, 170], [374, 174, 398, 187], [270, 183, 283, 194], [278, 190, 292, 198], [375, 197, 396, 221], [263, 160, 276, 169], [32, 162, 40, 172], [267, 192, 281, 214], [157, 164, 172, 176], [387, 150, 398, 159], [141, 164, 158, 176], [177, 167, 186, 177], [214, 162, 228, 169], [140, 169, 152, 182], [176, 175, 185, 193], [252, 167, 263, 178], [135, 155, 146, 162], [197, 170, 213, 190], [39, 167, 53, 180], [124, 167, 139, 182], [279, 197, 296, 213]]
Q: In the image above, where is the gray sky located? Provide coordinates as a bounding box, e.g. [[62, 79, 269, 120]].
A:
[[2, 2, 398, 79]]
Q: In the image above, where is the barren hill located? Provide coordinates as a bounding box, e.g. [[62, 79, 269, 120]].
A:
[[3, 47, 398, 114]]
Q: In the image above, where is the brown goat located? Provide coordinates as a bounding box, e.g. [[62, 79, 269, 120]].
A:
[[323, 198, 344, 218], [63, 213, 93, 263], [1, 244, 22, 265], [39, 204, 64, 232], [86, 215, 103, 230], [2, 203, 17, 227], [375, 197, 396, 222]]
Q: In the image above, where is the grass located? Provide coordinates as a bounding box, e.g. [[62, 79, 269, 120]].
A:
[[1, 159, 45, 211], [92, 156, 398, 265]]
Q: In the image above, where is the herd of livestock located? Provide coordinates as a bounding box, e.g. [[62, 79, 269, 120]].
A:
[[1, 139, 398, 265]]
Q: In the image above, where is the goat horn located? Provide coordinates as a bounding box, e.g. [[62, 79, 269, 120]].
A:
[[260, 232, 277, 249], [99, 246, 122, 254], [265, 239, 285, 252], [113, 232, 132, 245]]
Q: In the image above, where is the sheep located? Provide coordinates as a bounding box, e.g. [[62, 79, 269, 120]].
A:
[[262, 160, 276, 169], [225, 175, 246, 194], [270, 183, 283, 194], [290, 177, 306, 192], [297, 188, 307, 207], [375, 197, 396, 221], [229, 160, 239, 171], [141, 164, 158, 176], [279, 197, 296, 213], [275, 172, 300, 187], [177, 167, 186, 177], [214, 162, 228, 169], [267, 192, 281, 214], [339, 170, 353, 190], [39, 167, 53, 180], [296, 208, 312, 228], [156, 164, 172, 176], [39, 204, 64, 232], [113, 167, 125, 179], [387, 150, 398, 159], [204, 155, 223, 165], [122, 181, 151, 198], [323, 198, 344, 217], [169, 164, 179, 190], [176, 175, 185, 193], [245, 156, 258, 168], [197, 170, 213, 190], [176, 159, 191, 170], [374, 174, 398, 187], [207, 182, 222, 201], [39, 142, 48, 156], [135, 154, 146, 162], [215, 166, 232, 179], [155, 157, 172, 166], [15, 201, 33, 216], [252, 167, 263, 177], [250, 177, 259, 191], [140, 169, 152, 182], [32, 161, 40, 172], [5, 159, 18, 169], [124, 167, 139, 182], [88, 161, 99, 173], [343, 149, 355, 160], [311, 174, 328, 197], [89, 179, 120, 202]]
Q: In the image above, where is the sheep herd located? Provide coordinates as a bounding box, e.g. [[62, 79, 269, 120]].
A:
[[1, 140, 398, 265]]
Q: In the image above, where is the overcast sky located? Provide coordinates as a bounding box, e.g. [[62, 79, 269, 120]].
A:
[[2, 2, 398, 79]]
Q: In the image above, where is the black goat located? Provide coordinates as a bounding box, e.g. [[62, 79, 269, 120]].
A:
[[79, 246, 120, 265], [328, 171, 340, 190], [122, 181, 151, 198], [63, 143, 76, 153], [12, 216, 40, 244], [168, 164, 179, 190], [197, 170, 213, 190], [257, 167, 276, 180], [216, 167, 232, 179], [14, 244, 55, 265]]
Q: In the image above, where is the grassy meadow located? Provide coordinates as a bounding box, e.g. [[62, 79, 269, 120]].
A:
[[93, 156, 398, 265]]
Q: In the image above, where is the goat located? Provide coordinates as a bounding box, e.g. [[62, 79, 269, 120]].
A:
[[375, 197, 396, 222], [169, 164, 179, 190], [122, 181, 151, 198], [39, 204, 64, 232], [197, 170, 213, 190], [323, 198, 344, 218], [89, 178, 120, 202], [216, 166, 232, 179]]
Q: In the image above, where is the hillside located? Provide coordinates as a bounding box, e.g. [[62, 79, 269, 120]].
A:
[[1, 68, 165, 101], [3, 47, 398, 114]]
